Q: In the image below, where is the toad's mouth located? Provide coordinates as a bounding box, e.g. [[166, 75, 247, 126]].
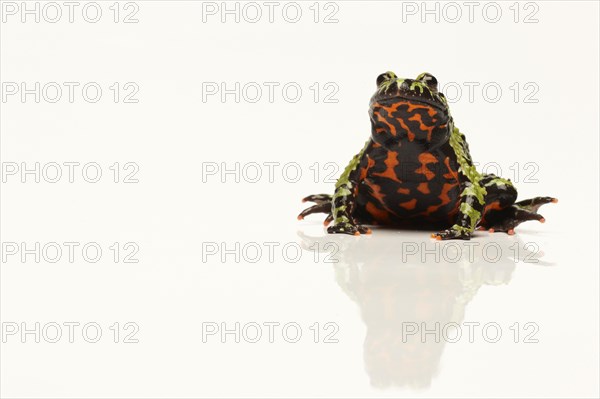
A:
[[374, 93, 447, 112]]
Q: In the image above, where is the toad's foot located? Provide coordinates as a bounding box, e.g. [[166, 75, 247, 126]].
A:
[[432, 226, 472, 241], [298, 194, 333, 225], [301, 194, 332, 204], [482, 196, 557, 235], [327, 222, 372, 236]]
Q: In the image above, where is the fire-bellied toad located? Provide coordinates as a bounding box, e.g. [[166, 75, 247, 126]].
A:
[[298, 71, 557, 239]]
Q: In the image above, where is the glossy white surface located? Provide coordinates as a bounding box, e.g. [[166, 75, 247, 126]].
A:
[[1, 1, 598, 397]]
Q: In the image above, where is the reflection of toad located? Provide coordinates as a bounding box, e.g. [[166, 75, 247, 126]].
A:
[[299, 231, 545, 389]]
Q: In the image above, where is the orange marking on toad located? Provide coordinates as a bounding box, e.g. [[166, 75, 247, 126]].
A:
[[365, 202, 390, 223], [443, 156, 459, 181], [372, 151, 402, 183], [399, 198, 417, 210], [415, 153, 438, 181], [417, 182, 430, 194], [408, 113, 435, 142]]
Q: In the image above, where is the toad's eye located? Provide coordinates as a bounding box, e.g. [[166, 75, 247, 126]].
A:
[[417, 72, 438, 90], [376, 71, 397, 87]]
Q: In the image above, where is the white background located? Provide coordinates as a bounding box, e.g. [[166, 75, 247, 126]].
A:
[[1, 1, 599, 397]]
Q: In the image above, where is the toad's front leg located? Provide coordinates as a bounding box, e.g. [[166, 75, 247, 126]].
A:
[[327, 145, 372, 236], [327, 181, 371, 236], [433, 181, 486, 240]]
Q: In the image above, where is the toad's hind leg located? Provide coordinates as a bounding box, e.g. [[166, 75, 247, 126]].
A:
[[479, 174, 557, 234]]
